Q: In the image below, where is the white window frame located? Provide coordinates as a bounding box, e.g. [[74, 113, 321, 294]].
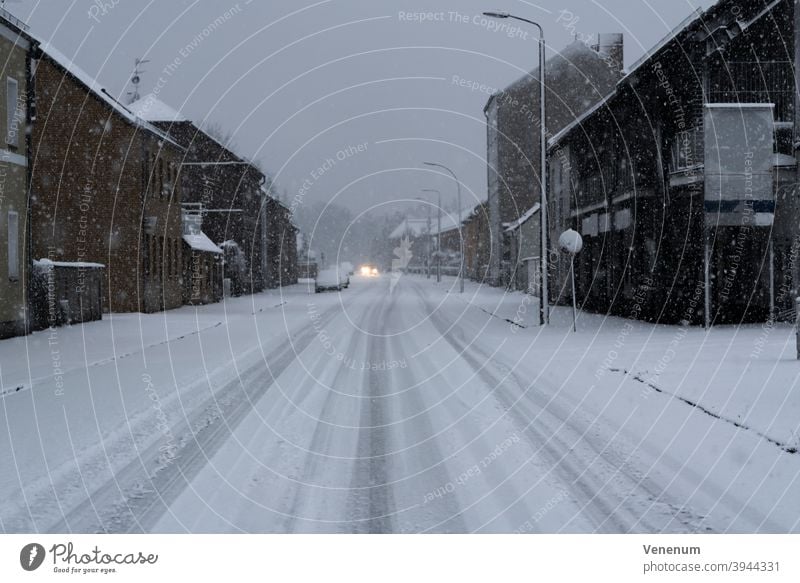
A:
[[6, 77, 19, 147], [8, 210, 19, 281]]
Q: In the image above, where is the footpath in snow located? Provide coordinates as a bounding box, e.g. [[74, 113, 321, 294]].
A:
[[0, 282, 322, 532], [417, 274, 800, 532]]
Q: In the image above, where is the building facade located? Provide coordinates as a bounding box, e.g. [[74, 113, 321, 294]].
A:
[[547, 0, 797, 325], [0, 11, 32, 338], [485, 37, 624, 289], [263, 195, 298, 288], [130, 95, 266, 296], [463, 202, 491, 281], [30, 46, 185, 314]]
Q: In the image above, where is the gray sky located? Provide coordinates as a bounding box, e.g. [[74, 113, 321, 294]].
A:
[[9, 0, 717, 215]]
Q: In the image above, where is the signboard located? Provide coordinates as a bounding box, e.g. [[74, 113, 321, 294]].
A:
[[581, 214, 598, 237], [598, 213, 610, 233], [614, 208, 631, 231], [704, 104, 774, 226]]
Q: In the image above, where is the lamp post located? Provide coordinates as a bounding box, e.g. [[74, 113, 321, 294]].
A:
[[483, 10, 549, 325], [415, 196, 433, 278], [421, 189, 442, 281], [423, 162, 464, 293]]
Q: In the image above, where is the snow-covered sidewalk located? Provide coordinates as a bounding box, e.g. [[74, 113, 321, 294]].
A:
[[418, 274, 800, 531], [0, 284, 323, 532], [430, 274, 800, 453]]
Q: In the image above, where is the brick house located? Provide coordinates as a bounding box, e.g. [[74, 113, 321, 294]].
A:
[[484, 37, 623, 288], [463, 202, 491, 282], [0, 10, 32, 338], [547, 0, 797, 325], [30, 42, 185, 314], [504, 203, 540, 292], [129, 95, 266, 296], [181, 208, 223, 304], [263, 194, 298, 288]]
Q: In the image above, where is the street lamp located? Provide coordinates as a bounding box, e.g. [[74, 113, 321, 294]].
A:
[[422, 188, 442, 282], [414, 197, 432, 278], [423, 162, 464, 293], [420, 189, 442, 282], [483, 10, 549, 325]]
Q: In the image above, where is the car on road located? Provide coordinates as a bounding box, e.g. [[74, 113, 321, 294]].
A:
[[359, 264, 380, 277], [340, 261, 354, 276], [315, 268, 344, 292]]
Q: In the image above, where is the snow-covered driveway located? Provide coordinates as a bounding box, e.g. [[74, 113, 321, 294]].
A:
[[3, 274, 799, 533]]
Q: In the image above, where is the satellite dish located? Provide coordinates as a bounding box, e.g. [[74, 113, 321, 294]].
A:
[[558, 229, 583, 255], [559, 229, 583, 333]]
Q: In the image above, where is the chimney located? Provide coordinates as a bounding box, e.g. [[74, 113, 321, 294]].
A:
[[591, 33, 624, 76]]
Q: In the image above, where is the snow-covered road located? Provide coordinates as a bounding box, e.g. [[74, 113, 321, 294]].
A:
[[3, 274, 799, 533]]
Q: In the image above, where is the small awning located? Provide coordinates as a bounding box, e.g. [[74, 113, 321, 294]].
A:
[[34, 259, 105, 269], [772, 153, 796, 168], [183, 232, 223, 254], [504, 203, 540, 233]]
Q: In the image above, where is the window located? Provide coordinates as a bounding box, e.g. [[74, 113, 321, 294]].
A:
[[670, 127, 703, 172], [7, 211, 18, 281], [6, 77, 19, 147]]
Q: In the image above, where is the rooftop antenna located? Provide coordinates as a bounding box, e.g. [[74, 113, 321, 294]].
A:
[[126, 58, 149, 104]]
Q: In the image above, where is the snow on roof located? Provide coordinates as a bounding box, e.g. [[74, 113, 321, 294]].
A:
[[183, 232, 223, 254], [772, 153, 796, 168], [389, 218, 429, 239], [618, 8, 705, 86], [34, 39, 181, 148], [34, 258, 105, 269], [548, 89, 617, 149], [129, 94, 187, 123], [549, 8, 705, 150], [504, 203, 540, 233], [430, 207, 476, 236]]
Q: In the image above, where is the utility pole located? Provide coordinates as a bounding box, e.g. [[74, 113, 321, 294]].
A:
[[483, 11, 549, 324], [424, 162, 464, 293], [422, 188, 442, 283]]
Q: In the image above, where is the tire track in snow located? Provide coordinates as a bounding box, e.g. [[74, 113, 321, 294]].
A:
[[282, 293, 376, 533], [417, 282, 653, 532], [346, 283, 398, 533], [46, 291, 363, 534], [429, 279, 783, 532], [378, 281, 468, 533]]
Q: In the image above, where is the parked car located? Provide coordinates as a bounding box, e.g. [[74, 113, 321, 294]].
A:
[[315, 268, 344, 292]]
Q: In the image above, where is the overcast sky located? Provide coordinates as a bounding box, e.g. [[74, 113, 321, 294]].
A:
[[9, 0, 717, 216]]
